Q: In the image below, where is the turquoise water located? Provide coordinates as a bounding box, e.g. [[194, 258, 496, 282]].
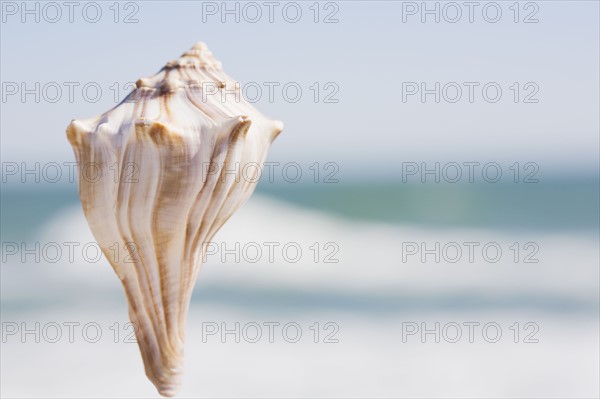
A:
[[258, 179, 600, 231], [2, 178, 599, 242]]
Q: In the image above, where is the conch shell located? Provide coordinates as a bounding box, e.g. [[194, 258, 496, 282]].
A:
[[66, 42, 283, 396]]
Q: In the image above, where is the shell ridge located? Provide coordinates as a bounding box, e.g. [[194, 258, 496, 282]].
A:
[[128, 124, 171, 351], [116, 137, 165, 358], [188, 118, 246, 258], [202, 120, 253, 243], [145, 131, 184, 395], [190, 119, 249, 292]]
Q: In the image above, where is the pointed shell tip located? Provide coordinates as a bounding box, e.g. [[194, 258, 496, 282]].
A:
[[192, 41, 208, 51]]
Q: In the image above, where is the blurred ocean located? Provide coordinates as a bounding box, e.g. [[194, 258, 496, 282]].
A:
[[1, 179, 599, 397], [3, 178, 599, 242]]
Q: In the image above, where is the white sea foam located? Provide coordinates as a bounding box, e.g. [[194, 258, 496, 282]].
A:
[[22, 193, 600, 303]]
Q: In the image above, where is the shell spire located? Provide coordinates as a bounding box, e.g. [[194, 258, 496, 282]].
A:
[[66, 42, 283, 396]]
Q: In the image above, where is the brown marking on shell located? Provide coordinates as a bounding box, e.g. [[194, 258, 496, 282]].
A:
[[146, 122, 182, 147], [66, 120, 85, 148]]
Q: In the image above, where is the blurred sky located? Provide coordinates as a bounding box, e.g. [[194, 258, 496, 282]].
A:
[[1, 1, 599, 177]]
